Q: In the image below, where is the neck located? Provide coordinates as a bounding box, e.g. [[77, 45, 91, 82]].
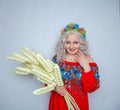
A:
[[65, 54, 76, 62]]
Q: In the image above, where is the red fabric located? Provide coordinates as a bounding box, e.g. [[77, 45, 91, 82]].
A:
[[62, 61, 80, 66], [49, 89, 89, 110], [49, 62, 100, 110], [82, 63, 100, 93]]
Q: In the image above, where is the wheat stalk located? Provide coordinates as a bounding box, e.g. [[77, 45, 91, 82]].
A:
[[7, 47, 80, 110]]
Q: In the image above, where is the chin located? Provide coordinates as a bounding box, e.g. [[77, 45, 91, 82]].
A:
[[68, 51, 77, 55]]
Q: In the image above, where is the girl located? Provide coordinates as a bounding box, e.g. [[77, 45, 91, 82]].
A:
[[49, 23, 100, 110]]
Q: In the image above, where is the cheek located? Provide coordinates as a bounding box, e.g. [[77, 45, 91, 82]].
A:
[[76, 48, 80, 52], [75, 44, 80, 50], [64, 44, 69, 49]]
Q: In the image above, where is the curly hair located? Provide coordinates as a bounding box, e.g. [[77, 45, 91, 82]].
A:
[[55, 31, 90, 63]]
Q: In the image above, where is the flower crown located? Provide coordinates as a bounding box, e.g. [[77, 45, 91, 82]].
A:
[[61, 23, 86, 39]]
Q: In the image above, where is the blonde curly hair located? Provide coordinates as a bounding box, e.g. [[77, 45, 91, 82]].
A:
[[55, 31, 90, 63]]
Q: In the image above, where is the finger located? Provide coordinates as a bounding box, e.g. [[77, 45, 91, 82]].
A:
[[76, 51, 81, 57], [75, 54, 79, 59], [87, 55, 93, 62], [59, 86, 66, 91], [78, 50, 84, 55], [59, 89, 66, 96], [74, 55, 80, 62]]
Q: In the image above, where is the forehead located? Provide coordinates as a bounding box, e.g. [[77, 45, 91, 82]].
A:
[[66, 34, 79, 41]]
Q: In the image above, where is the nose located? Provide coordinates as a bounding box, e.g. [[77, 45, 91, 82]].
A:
[[70, 44, 74, 48]]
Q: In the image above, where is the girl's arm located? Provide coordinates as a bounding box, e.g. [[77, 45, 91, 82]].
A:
[[81, 62, 100, 93]]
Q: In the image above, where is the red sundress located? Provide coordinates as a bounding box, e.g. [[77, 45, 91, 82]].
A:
[[49, 60, 100, 110]]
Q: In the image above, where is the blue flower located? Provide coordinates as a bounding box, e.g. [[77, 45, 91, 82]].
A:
[[82, 35, 86, 39], [74, 24, 79, 28], [65, 25, 69, 29]]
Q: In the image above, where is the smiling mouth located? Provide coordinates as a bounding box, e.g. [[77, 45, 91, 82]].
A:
[[69, 49, 75, 52]]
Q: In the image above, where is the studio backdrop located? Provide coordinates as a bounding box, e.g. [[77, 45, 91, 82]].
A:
[[0, 0, 120, 110]]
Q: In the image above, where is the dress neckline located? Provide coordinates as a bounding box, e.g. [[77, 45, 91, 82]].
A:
[[62, 60, 80, 66]]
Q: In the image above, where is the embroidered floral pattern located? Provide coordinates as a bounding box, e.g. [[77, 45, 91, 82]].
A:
[[58, 62, 84, 88], [52, 56, 99, 90], [91, 66, 99, 79]]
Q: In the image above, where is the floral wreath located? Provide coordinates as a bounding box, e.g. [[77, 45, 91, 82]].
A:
[[61, 23, 87, 39]]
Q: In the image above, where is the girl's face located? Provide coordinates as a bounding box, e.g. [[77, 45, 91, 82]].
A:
[[65, 34, 80, 55]]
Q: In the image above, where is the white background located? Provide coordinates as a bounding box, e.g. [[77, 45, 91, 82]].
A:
[[0, 0, 120, 110]]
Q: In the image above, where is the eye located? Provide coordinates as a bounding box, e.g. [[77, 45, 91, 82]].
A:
[[65, 41, 70, 44], [74, 41, 79, 44]]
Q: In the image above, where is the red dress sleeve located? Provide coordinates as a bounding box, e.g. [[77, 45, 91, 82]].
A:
[[81, 62, 100, 93]]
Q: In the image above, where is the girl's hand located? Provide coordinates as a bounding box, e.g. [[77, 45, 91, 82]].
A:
[[75, 50, 92, 72], [54, 86, 66, 96]]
